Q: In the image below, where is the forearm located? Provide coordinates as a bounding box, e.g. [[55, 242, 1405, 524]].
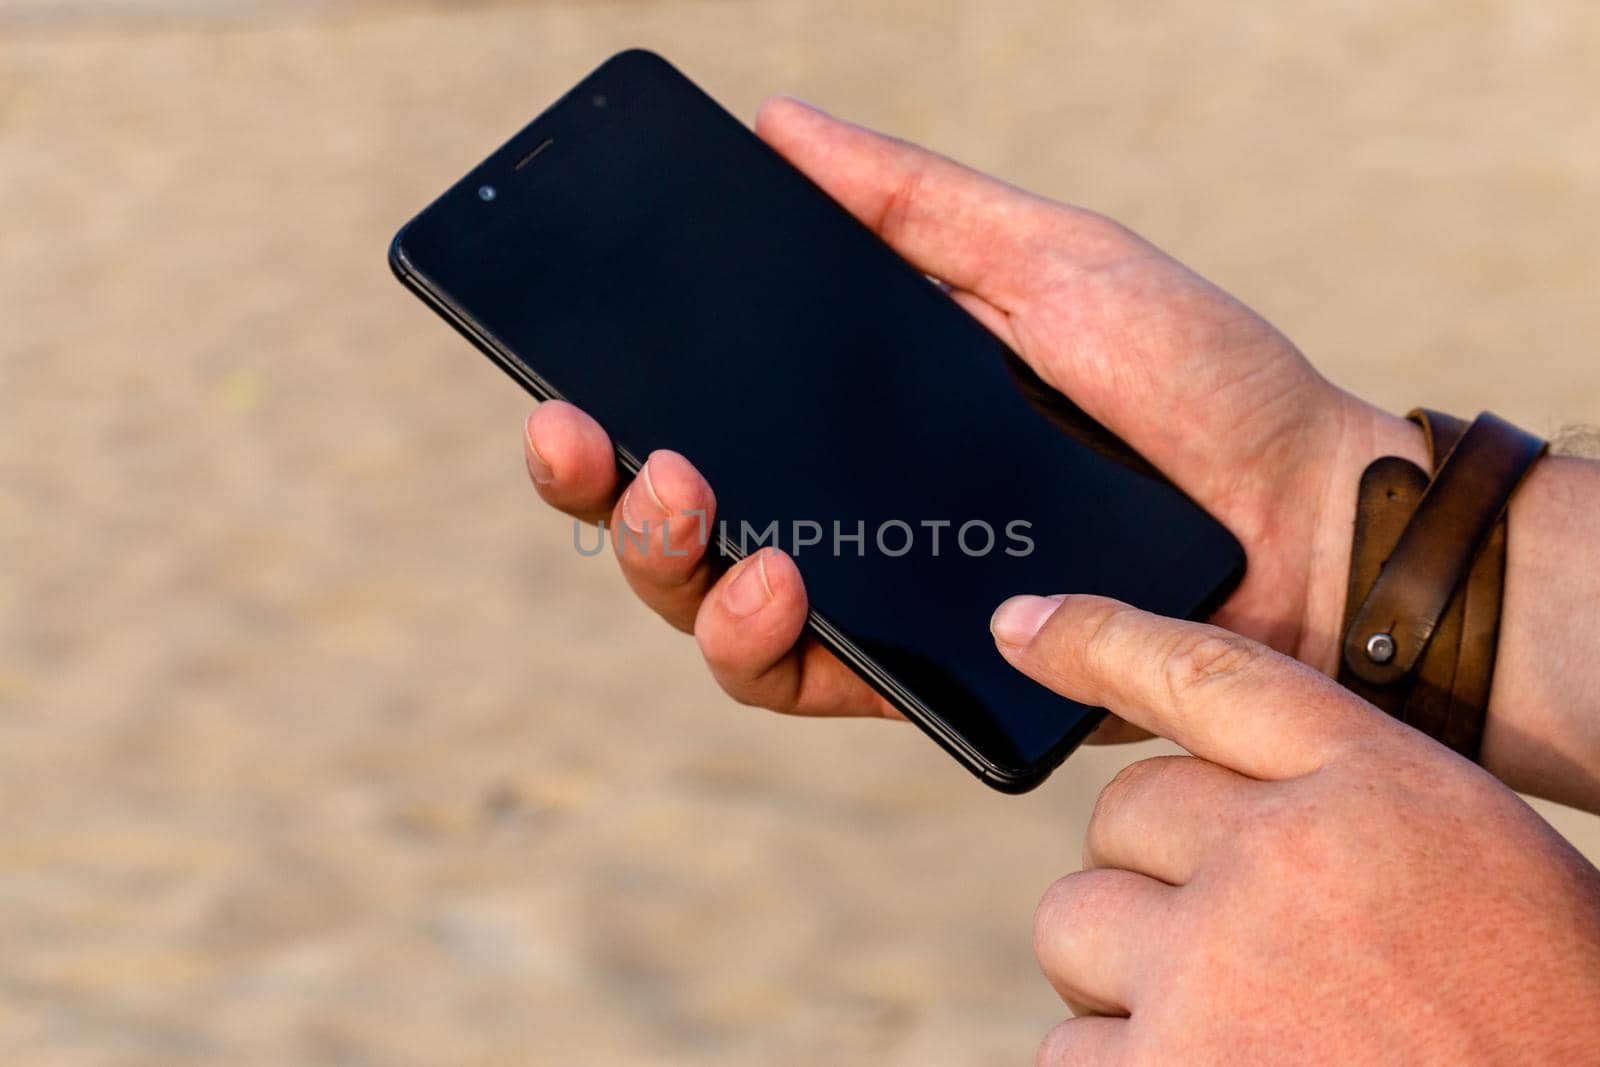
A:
[[1483, 454, 1600, 811]]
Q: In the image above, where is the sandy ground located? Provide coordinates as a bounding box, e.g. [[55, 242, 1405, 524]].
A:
[[2, 2, 1598, 1064]]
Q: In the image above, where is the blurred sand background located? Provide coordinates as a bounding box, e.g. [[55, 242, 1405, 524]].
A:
[[2, 1, 1599, 1064]]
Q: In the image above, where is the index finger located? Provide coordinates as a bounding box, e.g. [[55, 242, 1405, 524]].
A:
[[991, 594, 1392, 779]]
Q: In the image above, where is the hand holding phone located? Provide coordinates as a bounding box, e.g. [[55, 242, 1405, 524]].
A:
[[511, 78, 1418, 713], [393, 54, 1408, 790]]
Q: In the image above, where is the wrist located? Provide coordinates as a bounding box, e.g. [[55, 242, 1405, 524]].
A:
[[1298, 395, 1429, 675], [1481, 454, 1600, 810], [1302, 403, 1600, 812]]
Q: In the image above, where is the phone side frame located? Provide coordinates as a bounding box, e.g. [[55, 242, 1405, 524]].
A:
[[388, 236, 1097, 792]]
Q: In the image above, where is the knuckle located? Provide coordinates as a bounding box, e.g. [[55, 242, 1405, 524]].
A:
[[1034, 871, 1122, 964], [703, 651, 775, 709], [1035, 1021, 1073, 1067], [1161, 629, 1261, 706], [1090, 756, 1162, 829], [1079, 601, 1140, 675], [692, 613, 736, 667], [1038, 206, 1139, 269], [877, 160, 932, 246], [1085, 756, 1183, 863], [619, 532, 703, 585], [1032, 874, 1079, 958], [697, 629, 792, 714], [697, 639, 747, 683]]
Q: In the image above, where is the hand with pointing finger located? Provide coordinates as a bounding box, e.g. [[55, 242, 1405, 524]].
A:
[[988, 594, 1600, 1066]]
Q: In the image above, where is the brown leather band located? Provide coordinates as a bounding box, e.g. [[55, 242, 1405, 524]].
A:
[[1338, 410, 1546, 758], [1343, 412, 1545, 684]]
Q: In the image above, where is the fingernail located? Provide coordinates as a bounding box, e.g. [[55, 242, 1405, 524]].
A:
[[776, 94, 828, 116], [990, 595, 1064, 646], [524, 414, 554, 486], [723, 551, 773, 618], [621, 460, 666, 532]]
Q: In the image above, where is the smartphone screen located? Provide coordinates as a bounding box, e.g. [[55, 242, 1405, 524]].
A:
[[391, 50, 1243, 790]]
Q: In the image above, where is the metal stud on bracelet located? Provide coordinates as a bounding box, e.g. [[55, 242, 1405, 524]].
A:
[[1364, 632, 1396, 665]]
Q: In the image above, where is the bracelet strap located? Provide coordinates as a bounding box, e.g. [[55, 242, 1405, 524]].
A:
[[1338, 410, 1546, 758]]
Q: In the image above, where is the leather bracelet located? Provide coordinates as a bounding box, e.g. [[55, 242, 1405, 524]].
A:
[[1337, 410, 1546, 759]]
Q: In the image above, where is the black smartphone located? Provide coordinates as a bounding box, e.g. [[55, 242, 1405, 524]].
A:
[[390, 50, 1244, 792]]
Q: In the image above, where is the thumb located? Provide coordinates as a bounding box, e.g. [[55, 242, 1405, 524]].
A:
[[754, 96, 1114, 304], [990, 594, 1393, 779]]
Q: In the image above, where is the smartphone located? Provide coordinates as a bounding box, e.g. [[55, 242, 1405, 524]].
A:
[[389, 49, 1245, 792]]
